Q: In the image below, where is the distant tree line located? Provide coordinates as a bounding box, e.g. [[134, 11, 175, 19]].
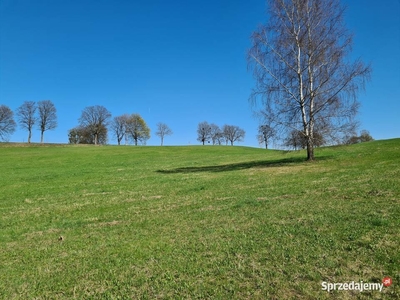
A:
[[68, 106, 173, 146], [283, 130, 325, 150], [344, 130, 374, 145], [1, 102, 373, 147], [68, 106, 154, 146], [0, 102, 172, 145], [0, 101, 57, 143], [257, 120, 374, 150], [196, 121, 245, 146]]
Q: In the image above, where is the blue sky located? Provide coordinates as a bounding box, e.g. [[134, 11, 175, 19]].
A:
[[0, 0, 399, 146]]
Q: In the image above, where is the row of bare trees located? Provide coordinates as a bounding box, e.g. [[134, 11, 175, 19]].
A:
[[1, 102, 373, 148], [70, 107, 248, 146], [197, 121, 246, 146], [256, 122, 325, 150], [68, 105, 173, 146], [70, 108, 247, 146], [0, 101, 57, 143], [256, 120, 373, 150]]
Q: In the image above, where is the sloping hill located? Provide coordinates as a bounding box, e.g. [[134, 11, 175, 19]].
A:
[[1, 140, 399, 299]]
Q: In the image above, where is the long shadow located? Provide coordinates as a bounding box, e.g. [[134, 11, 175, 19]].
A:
[[156, 156, 320, 174]]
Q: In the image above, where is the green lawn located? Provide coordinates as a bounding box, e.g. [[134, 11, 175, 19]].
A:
[[0, 140, 399, 299]]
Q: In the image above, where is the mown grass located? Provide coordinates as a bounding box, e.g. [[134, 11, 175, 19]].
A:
[[0, 140, 399, 299]]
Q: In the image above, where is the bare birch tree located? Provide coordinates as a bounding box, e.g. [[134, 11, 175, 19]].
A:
[[156, 122, 172, 146], [248, 0, 371, 160], [17, 101, 37, 143], [37, 100, 57, 143]]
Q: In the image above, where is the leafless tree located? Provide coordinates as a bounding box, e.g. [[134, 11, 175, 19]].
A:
[[78, 105, 111, 145], [125, 114, 150, 146], [248, 0, 371, 160], [215, 132, 225, 145], [37, 100, 57, 143], [156, 122, 173, 146], [17, 101, 37, 143], [222, 125, 245, 146], [0, 105, 16, 141], [257, 124, 275, 149], [110, 114, 129, 145], [209, 123, 222, 145], [197, 121, 211, 145]]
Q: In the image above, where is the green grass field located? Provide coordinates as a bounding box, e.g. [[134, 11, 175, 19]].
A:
[[1, 140, 399, 299]]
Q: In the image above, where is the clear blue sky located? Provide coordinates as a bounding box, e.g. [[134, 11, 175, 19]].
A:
[[0, 0, 399, 146]]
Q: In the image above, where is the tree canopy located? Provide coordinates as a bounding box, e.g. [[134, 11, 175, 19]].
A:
[[38, 100, 57, 143], [125, 114, 150, 146], [17, 101, 37, 143], [68, 125, 108, 145], [78, 105, 111, 145], [222, 125, 245, 146]]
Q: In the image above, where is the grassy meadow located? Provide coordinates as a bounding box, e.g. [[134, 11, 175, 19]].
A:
[[0, 139, 399, 299]]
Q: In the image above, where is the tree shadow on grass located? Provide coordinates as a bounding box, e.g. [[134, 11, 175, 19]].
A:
[[156, 156, 328, 174]]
